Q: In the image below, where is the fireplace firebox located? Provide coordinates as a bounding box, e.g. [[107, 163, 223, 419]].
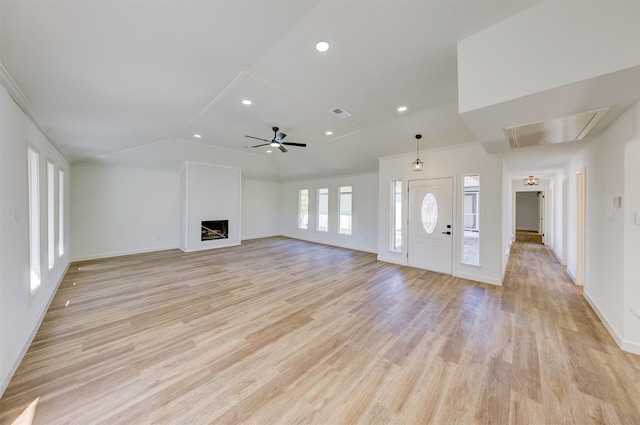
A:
[[201, 220, 229, 240]]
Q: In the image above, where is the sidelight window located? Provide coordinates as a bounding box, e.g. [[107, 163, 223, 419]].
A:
[[391, 181, 402, 251], [463, 175, 480, 265]]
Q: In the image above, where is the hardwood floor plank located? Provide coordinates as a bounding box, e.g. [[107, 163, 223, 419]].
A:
[[1, 237, 640, 424]]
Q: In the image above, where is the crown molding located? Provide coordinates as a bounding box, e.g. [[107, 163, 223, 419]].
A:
[[0, 62, 72, 163]]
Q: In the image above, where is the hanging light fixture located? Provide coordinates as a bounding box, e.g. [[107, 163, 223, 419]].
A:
[[524, 175, 539, 186], [412, 134, 423, 171]]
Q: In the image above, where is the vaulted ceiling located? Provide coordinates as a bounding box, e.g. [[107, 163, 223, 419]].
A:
[[1, 1, 637, 180]]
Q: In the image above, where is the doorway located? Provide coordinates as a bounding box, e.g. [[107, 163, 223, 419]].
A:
[[408, 178, 453, 275], [515, 191, 545, 244]]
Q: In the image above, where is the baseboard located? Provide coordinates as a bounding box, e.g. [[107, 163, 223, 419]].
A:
[[377, 254, 407, 266], [454, 271, 502, 286], [552, 248, 562, 264], [0, 263, 69, 398], [621, 339, 640, 355], [281, 234, 377, 254], [241, 233, 279, 241], [583, 290, 626, 351], [70, 245, 179, 262]]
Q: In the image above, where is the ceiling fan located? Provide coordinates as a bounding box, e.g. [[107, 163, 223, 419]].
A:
[[245, 127, 307, 153]]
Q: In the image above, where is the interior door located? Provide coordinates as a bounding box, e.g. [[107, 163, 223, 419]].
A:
[[408, 178, 453, 274]]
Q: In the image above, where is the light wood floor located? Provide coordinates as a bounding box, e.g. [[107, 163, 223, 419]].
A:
[[1, 237, 639, 424], [515, 230, 543, 245]]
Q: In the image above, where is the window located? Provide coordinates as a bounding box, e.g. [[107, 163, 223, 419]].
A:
[[463, 175, 480, 265], [298, 189, 309, 229], [27, 147, 41, 294], [317, 188, 329, 232], [58, 169, 64, 257], [338, 185, 352, 235], [47, 161, 56, 270], [421, 193, 438, 234], [391, 181, 402, 251]]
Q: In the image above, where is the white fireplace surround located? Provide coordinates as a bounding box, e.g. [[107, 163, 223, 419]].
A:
[[179, 162, 241, 252]]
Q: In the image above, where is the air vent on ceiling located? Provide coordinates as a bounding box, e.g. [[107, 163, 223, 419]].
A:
[[505, 108, 609, 149], [331, 107, 351, 119]]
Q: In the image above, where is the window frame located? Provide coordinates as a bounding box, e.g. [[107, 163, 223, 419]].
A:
[[462, 174, 480, 266], [391, 180, 402, 252], [47, 160, 56, 270], [317, 187, 329, 232], [27, 146, 42, 296], [338, 185, 352, 235], [298, 189, 309, 230]]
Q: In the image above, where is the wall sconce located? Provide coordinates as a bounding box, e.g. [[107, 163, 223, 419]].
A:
[[412, 134, 423, 171], [524, 175, 539, 186]]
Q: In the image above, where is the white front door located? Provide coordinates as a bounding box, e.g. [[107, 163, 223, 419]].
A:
[[408, 178, 453, 275]]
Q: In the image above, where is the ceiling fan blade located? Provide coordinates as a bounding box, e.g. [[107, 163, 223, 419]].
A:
[[246, 143, 270, 148], [282, 142, 307, 147], [278, 145, 288, 153], [276, 132, 287, 141], [245, 135, 270, 142]]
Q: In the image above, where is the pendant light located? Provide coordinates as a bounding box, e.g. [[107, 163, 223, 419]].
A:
[[412, 134, 423, 171]]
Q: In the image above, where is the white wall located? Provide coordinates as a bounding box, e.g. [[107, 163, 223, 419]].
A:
[[553, 101, 640, 354], [70, 163, 180, 260], [180, 162, 241, 252], [279, 172, 378, 253], [515, 192, 539, 231], [0, 86, 70, 395], [624, 139, 640, 351], [458, 1, 640, 112], [378, 144, 504, 285], [241, 178, 280, 240], [501, 162, 513, 277]]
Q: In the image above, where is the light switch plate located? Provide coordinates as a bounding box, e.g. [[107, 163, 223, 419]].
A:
[[608, 210, 615, 222]]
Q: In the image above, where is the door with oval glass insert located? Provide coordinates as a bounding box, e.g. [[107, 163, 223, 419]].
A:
[[408, 178, 453, 274]]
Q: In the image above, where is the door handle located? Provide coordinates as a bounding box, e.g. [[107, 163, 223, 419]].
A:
[[442, 231, 451, 235]]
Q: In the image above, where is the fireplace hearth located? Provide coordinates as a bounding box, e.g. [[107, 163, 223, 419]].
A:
[[201, 220, 229, 240]]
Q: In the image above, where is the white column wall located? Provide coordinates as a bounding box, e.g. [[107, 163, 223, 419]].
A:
[[181, 162, 241, 252]]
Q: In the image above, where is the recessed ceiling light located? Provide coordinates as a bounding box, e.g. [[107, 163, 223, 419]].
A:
[[242, 99, 252, 105], [397, 106, 408, 112], [325, 131, 333, 135], [193, 134, 202, 138], [266, 150, 272, 153], [315, 41, 330, 52]]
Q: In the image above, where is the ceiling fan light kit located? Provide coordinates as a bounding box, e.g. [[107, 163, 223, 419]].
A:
[[245, 127, 307, 154]]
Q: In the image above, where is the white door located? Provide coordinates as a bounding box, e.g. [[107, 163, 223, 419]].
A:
[[408, 178, 453, 274]]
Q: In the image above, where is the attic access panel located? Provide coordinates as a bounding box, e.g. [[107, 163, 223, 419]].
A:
[[505, 108, 609, 149]]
